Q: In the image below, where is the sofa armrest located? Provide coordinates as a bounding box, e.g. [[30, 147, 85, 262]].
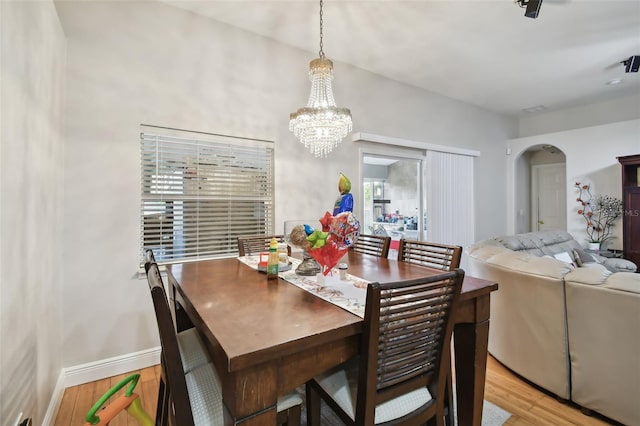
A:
[[564, 272, 640, 425], [467, 244, 572, 399]]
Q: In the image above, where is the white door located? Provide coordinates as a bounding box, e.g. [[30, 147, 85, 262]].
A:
[[532, 163, 566, 231]]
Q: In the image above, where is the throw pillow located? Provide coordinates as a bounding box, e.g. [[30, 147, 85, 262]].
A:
[[571, 249, 583, 267], [572, 248, 595, 265], [553, 252, 576, 268]]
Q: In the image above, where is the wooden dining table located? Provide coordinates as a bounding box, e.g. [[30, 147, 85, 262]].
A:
[[166, 251, 498, 426]]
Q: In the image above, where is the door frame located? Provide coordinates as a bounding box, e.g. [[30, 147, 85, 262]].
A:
[[358, 146, 426, 240]]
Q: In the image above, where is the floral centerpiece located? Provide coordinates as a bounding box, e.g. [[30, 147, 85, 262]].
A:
[[575, 182, 623, 248]]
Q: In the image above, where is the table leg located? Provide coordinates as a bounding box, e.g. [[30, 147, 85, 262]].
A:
[[454, 318, 490, 426]]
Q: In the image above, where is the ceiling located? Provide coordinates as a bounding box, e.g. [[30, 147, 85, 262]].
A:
[[162, 0, 640, 117]]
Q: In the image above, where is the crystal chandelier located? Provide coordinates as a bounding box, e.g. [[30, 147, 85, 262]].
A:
[[289, 0, 352, 158]]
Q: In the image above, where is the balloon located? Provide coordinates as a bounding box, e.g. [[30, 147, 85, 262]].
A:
[[329, 211, 360, 248], [308, 241, 348, 276], [305, 174, 361, 275], [308, 211, 360, 275], [319, 211, 333, 232], [307, 229, 329, 249], [289, 224, 310, 250], [333, 173, 354, 215]]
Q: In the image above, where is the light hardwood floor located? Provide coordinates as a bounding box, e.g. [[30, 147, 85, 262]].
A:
[[53, 356, 616, 425]]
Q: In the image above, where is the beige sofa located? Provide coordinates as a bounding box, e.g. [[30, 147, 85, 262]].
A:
[[467, 231, 639, 425]]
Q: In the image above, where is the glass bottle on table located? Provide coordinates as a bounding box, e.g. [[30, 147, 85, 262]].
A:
[[267, 237, 279, 280], [277, 242, 288, 269]]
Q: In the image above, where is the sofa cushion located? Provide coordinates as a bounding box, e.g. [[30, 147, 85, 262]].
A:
[[482, 248, 573, 279], [553, 252, 576, 268], [564, 265, 611, 285], [571, 248, 596, 266], [604, 272, 640, 293], [602, 257, 637, 273], [493, 230, 582, 258], [484, 230, 637, 273]]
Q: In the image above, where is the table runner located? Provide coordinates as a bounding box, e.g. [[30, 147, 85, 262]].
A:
[[238, 255, 369, 318]]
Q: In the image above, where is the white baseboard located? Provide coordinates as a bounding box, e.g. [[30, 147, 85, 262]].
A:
[[42, 347, 161, 425], [42, 370, 66, 426], [64, 347, 161, 388]]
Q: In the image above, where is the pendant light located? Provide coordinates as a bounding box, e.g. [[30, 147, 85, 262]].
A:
[[289, 0, 352, 158]]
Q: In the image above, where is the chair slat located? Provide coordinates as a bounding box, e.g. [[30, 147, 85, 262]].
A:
[[398, 240, 463, 271], [350, 234, 392, 258], [237, 234, 289, 256]]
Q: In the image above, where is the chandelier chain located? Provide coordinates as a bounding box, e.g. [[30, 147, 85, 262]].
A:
[[319, 0, 324, 58]]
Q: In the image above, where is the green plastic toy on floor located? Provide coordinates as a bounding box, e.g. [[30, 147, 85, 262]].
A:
[[84, 373, 153, 425]]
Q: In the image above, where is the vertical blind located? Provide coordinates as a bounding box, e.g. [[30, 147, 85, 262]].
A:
[[140, 128, 275, 265], [425, 151, 475, 251]]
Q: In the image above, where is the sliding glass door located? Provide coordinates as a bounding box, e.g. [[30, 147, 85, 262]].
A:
[[361, 153, 425, 257]]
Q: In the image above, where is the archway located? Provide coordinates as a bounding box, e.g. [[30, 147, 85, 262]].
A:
[[513, 144, 567, 234]]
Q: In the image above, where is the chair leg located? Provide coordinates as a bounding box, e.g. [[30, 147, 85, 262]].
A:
[[443, 373, 454, 426], [155, 377, 168, 426], [305, 382, 321, 426]]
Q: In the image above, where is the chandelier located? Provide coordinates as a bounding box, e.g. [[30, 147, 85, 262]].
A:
[[289, 0, 352, 158]]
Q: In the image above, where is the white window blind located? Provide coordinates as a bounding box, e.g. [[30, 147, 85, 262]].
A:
[[140, 127, 275, 265], [425, 151, 475, 250]]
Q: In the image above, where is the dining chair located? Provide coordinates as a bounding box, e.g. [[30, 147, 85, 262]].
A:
[[237, 234, 291, 256], [397, 240, 462, 271], [145, 262, 302, 425], [350, 234, 392, 258], [144, 248, 156, 271], [397, 240, 462, 426], [145, 248, 194, 332], [305, 269, 464, 426]]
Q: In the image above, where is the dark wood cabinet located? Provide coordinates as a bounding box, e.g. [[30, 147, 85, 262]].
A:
[[618, 154, 640, 269]]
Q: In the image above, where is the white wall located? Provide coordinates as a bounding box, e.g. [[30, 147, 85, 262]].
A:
[[0, 1, 65, 424], [519, 93, 640, 137], [507, 119, 640, 249], [54, 0, 517, 370], [386, 160, 419, 219], [514, 151, 532, 234]]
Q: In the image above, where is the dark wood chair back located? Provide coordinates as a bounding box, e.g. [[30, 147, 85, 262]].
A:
[[144, 248, 156, 272], [358, 270, 464, 424], [237, 234, 290, 256], [397, 239, 462, 271], [146, 262, 195, 426], [350, 234, 391, 258]]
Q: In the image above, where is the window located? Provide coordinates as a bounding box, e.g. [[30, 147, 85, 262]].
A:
[[140, 126, 275, 265]]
